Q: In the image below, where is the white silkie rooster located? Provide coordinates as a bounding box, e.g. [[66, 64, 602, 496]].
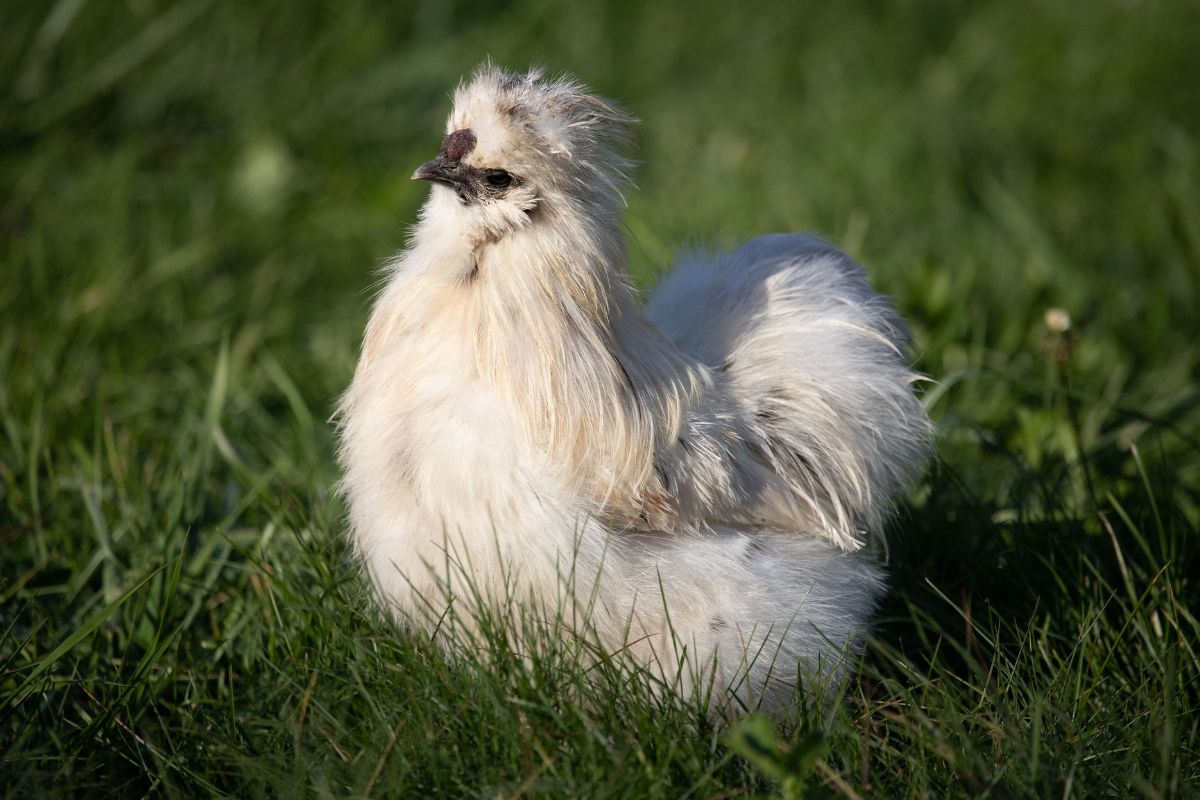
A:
[[337, 66, 931, 713]]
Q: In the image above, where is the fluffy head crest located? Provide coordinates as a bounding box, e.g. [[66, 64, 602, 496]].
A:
[[446, 65, 637, 201]]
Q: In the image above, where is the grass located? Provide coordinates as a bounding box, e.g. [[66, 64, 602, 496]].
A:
[[2, 0, 1198, 796]]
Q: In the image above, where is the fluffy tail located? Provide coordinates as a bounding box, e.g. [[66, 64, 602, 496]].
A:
[[646, 234, 932, 550]]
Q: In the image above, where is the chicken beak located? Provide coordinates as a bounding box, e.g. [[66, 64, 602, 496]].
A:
[[412, 158, 460, 186]]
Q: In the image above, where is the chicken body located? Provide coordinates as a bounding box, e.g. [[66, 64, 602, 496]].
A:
[[337, 67, 931, 712]]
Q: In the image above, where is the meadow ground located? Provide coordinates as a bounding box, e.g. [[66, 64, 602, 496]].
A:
[[2, 1, 1198, 796]]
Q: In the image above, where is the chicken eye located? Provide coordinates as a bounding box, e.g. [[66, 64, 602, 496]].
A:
[[484, 170, 513, 189]]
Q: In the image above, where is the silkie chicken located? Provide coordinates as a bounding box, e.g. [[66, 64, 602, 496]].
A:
[[337, 66, 931, 714]]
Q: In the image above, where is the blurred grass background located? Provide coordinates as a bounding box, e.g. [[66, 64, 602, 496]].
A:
[[2, 0, 1198, 796]]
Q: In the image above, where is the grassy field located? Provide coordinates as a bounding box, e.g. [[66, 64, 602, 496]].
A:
[[3, 0, 1199, 796]]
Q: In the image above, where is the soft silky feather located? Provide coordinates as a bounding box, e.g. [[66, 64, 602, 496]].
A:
[[336, 66, 931, 713]]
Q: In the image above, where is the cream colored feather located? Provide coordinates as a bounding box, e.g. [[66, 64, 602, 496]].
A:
[[336, 66, 932, 713]]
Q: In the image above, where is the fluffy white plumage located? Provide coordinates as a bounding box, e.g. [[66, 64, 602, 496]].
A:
[[336, 66, 931, 713]]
